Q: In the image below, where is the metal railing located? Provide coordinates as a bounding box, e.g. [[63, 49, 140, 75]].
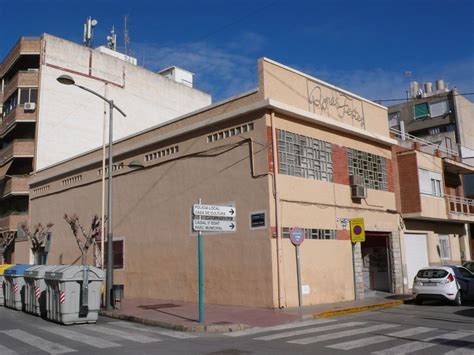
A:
[[446, 195, 474, 216], [390, 128, 458, 158]]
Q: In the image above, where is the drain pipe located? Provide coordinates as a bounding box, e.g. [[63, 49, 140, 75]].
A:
[[270, 111, 285, 308]]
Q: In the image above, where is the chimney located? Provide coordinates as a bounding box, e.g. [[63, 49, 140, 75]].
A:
[[424, 82, 433, 94], [436, 79, 446, 91], [410, 81, 419, 99]]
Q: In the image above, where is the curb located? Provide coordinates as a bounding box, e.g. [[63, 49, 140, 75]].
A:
[[312, 300, 404, 319], [99, 310, 249, 333]]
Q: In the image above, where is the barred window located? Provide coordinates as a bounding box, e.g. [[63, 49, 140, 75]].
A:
[[278, 130, 333, 182], [347, 148, 387, 191], [282, 227, 337, 240]]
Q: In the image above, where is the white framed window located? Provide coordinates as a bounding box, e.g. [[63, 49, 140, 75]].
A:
[[438, 235, 451, 260], [418, 169, 443, 197], [429, 100, 449, 118], [413, 103, 430, 119]]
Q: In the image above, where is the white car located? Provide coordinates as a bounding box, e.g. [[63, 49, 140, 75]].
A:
[[412, 265, 474, 306]]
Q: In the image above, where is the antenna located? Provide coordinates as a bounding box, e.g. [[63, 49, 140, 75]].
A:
[[107, 26, 117, 51], [123, 15, 130, 56], [83, 16, 98, 47]]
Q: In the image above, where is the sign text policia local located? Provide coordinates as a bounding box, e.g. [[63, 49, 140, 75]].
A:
[[192, 204, 237, 232]]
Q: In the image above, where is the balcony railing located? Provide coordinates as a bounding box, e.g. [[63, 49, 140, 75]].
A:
[[3, 71, 39, 100], [0, 139, 35, 165], [0, 212, 27, 231], [0, 106, 37, 137], [390, 128, 459, 158], [447, 195, 474, 216], [1, 176, 29, 198]]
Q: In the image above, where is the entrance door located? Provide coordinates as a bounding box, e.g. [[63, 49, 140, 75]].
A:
[[361, 233, 391, 293], [405, 233, 429, 289]]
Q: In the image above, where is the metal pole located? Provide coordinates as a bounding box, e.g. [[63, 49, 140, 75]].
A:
[[198, 198, 204, 323], [352, 242, 358, 300], [295, 245, 302, 307], [105, 100, 114, 311]]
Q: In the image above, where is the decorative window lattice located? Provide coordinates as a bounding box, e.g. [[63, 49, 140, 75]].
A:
[[97, 163, 126, 176], [282, 227, 337, 240], [61, 175, 82, 186], [207, 123, 254, 143], [278, 130, 333, 182], [144, 145, 179, 163], [32, 185, 50, 195], [347, 148, 387, 191]]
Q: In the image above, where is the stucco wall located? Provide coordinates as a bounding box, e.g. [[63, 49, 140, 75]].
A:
[[35, 34, 211, 170]]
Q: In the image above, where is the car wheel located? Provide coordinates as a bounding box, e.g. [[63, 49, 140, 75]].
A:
[[453, 291, 462, 306]]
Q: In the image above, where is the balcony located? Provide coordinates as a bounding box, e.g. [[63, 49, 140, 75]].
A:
[[0, 139, 35, 165], [0, 212, 27, 231], [3, 71, 39, 100], [446, 195, 474, 222], [0, 176, 29, 198], [0, 38, 41, 77], [0, 106, 37, 137]]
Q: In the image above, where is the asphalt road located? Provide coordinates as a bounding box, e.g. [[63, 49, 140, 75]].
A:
[[0, 302, 473, 354]]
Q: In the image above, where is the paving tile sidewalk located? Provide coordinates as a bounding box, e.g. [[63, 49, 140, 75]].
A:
[[100, 294, 409, 333]]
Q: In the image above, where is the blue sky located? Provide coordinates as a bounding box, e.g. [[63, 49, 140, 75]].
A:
[[1, 0, 473, 103]]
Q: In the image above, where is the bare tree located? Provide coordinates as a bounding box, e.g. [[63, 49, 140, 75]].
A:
[[64, 214, 103, 265], [18, 222, 54, 263], [0, 231, 16, 263]]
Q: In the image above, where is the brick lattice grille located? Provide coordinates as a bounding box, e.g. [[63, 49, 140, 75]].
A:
[[278, 130, 333, 182], [347, 148, 387, 191]]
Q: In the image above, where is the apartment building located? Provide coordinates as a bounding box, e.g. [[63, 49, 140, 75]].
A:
[[24, 58, 403, 308], [0, 34, 211, 261]]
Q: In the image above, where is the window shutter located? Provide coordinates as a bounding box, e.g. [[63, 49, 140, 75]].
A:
[[414, 103, 429, 118], [429, 101, 449, 117], [418, 169, 432, 194]]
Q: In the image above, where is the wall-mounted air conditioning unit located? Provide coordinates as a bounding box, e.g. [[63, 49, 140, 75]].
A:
[[24, 102, 36, 111], [351, 185, 367, 199], [349, 174, 364, 186]]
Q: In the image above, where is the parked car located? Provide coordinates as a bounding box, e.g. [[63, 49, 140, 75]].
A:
[[412, 265, 474, 306], [463, 261, 474, 273]]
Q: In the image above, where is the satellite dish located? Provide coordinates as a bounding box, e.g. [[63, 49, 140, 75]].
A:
[[91, 19, 98, 26]]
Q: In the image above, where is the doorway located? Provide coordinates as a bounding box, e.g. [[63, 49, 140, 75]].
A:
[[361, 232, 391, 293]]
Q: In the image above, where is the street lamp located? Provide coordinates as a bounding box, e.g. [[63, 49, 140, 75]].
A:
[[57, 74, 126, 310]]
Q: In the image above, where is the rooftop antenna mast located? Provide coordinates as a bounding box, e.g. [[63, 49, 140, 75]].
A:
[[83, 16, 98, 47], [124, 15, 130, 56], [107, 26, 117, 51]]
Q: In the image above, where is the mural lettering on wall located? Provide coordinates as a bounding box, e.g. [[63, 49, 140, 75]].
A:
[[308, 83, 366, 129]]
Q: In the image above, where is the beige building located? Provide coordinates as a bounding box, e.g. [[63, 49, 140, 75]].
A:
[[0, 34, 211, 262], [23, 58, 403, 308]]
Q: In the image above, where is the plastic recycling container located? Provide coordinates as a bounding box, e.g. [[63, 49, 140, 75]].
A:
[[0, 264, 14, 306], [24, 265, 58, 316], [4, 264, 33, 310], [44, 265, 105, 325]]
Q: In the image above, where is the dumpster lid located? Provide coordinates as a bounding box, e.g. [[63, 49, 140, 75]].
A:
[[24, 265, 58, 278], [45, 265, 105, 281], [4, 264, 33, 277], [0, 264, 14, 276]]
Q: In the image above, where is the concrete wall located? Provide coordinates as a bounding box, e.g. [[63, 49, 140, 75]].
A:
[[35, 34, 211, 170], [454, 95, 474, 151]]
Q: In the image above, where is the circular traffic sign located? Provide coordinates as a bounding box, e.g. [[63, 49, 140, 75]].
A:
[[290, 227, 305, 246], [353, 225, 362, 235]]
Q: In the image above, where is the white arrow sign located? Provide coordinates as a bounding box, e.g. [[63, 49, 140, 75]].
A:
[[193, 204, 236, 218], [193, 219, 236, 232]]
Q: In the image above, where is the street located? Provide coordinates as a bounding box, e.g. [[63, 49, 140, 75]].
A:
[[0, 303, 473, 354]]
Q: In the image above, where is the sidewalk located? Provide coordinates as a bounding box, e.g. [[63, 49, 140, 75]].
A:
[[100, 293, 410, 333]]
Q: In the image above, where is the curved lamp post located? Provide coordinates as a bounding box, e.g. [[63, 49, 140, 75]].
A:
[[57, 74, 126, 310]]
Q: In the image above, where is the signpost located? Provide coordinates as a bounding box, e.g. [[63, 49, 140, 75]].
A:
[[290, 227, 304, 307], [350, 218, 365, 300], [192, 200, 237, 323]]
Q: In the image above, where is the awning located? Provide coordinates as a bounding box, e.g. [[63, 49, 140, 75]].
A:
[[443, 158, 474, 175], [0, 160, 12, 180]]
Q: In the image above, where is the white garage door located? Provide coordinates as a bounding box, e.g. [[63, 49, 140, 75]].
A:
[[405, 233, 429, 289]]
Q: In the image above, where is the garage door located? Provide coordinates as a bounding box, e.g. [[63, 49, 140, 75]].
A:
[[405, 233, 429, 289]]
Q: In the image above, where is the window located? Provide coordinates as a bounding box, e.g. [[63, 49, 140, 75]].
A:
[[278, 130, 333, 182], [282, 227, 336, 240], [414, 103, 430, 119], [347, 148, 388, 191], [102, 240, 124, 269], [388, 111, 400, 127], [458, 267, 473, 278], [3, 91, 18, 117], [19, 88, 38, 105], [418, 169, 443, 197], [438, 235, 451, 260], [429, 100, 449, 118]]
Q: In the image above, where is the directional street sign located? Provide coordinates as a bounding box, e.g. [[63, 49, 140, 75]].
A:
[[193, 204, 236, 218], [193, 219, 236, 232]]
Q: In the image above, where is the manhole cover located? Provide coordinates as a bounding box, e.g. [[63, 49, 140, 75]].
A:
[[138, 303, 180, 310]]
